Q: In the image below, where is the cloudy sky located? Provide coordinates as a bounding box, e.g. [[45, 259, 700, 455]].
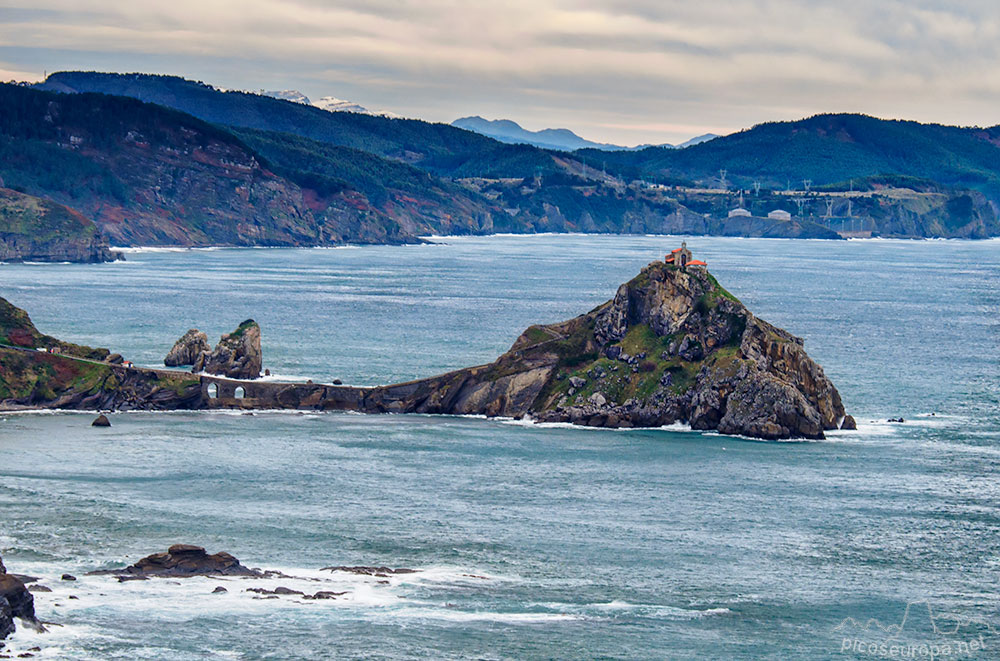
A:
[[1, 0, 998, 145]]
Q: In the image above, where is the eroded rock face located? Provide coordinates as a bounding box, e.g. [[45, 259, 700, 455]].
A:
[[164, 329, 210, 367], [0, 554, 40, 642], [192, 320, 262, 379], [368, 260, 847, 439], [0, 187, 123, 264], [89, 544, 261, 579]]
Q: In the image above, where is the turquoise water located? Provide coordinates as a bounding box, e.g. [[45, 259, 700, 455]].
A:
[[1, 236, 999, 659]]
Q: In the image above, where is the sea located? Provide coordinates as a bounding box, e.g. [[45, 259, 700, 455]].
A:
[[1, 235, 998, 659]]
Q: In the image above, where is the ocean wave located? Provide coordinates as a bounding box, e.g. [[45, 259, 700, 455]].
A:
[[529, 599, 731, 620], [5, 561, 586, 656], [493, 416, 701, 434], [111, 246, 225, 253]]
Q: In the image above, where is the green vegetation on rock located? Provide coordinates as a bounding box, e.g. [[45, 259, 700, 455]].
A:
[[0, 187, 120, 262], [0, 295, 109, 360]]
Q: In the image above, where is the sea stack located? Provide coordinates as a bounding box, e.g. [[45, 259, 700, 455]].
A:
[[192, 320, 263, 379], [164, 329, 210, 367]]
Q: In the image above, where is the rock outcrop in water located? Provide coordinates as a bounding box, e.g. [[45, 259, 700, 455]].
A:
[[192, 320, 262, 379], [89, 544, 261, 579], [366, 259, 847, 439], [0, 554, 41, 642], [164, 329, 210, 367]]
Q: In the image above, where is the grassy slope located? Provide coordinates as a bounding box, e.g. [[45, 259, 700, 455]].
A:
[[489, 266, 746, 411], [0, 295, 110, 400], [232, 127, 491, 216], [0, 83, 422, 245], [0, 187, 98, 241], [0, 296, 199, 403]]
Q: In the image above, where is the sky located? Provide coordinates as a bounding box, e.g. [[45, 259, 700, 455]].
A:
[[1, 0, 998, 146]]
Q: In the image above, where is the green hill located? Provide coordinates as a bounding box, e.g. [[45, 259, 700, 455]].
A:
[[0, 83, 502, 245], [587, 114, 1000, 196], [14, 73, 1000, 240], [36, 71, 562, 178]]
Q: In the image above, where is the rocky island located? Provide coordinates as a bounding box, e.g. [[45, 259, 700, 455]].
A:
[[364, 243, 848, 439], [0, 247, 850, 439]]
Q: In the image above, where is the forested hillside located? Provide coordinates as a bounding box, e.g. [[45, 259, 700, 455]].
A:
[[7, 73, 1000, 242], [587, 114, 1000, 196], [37, 72, 562, 178], [0, 84, 502, 245]]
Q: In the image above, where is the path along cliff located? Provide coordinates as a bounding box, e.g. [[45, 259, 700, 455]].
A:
[[0, 257, 848, 439]]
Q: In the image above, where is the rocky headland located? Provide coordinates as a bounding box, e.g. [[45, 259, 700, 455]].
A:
[[0, 255, 849, 439], [0, 187, 121, 264]]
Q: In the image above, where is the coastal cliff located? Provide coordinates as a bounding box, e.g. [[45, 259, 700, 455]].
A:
[[0, 187, 121, 263], [0, 296, 200, 409]]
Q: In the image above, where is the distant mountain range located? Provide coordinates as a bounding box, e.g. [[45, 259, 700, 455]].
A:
[[0, 70, 994, 256], [452, 116, 718, 151], [264, 90, 399, 117]]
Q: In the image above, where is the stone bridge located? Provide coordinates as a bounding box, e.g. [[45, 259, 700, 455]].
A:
[[196, 374, 368, 411], [191, 364, 493, 415]]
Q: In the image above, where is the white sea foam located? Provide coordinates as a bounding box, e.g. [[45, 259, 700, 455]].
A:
[[528, 599, 731, 620], [385, 608, 581, 623], [112, 246, 225, 253], [9, 562, 567, 654], [492, 415, 702, 435]]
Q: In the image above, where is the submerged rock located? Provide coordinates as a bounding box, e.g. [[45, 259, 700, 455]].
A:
[[247, 586, 303, 596], [91, 414, 111, 427], [88, 544, 262, 579], [840, 415, 857, 430], [164, 329, 210, 367], [192, 320, 262, 379], [320, 566, 418, 576]]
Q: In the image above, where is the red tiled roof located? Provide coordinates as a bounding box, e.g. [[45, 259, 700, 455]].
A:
[[688, 260, 707, 266], [670, 248, 682, 253]]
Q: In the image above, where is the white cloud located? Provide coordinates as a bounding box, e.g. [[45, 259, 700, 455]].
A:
[[0, 0, 997, 144]]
